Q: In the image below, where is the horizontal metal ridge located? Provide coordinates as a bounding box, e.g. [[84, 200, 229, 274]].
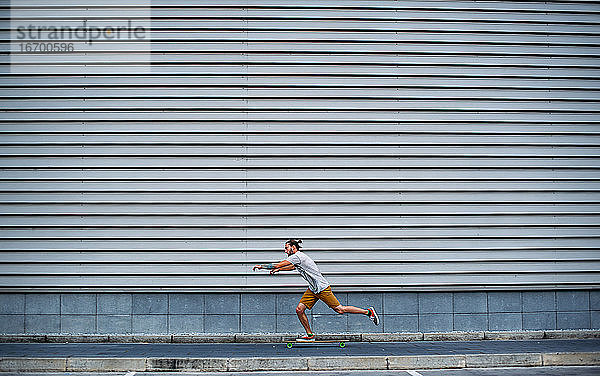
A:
[[3, 155, 599, 158], [0, 61, 598, 68], [2, 189, 599, 193], [3, 74, 600, 80], [2, 131, 599, 135], [6, 49, 600, 57], [6, 96, 600, 102], [6, 27, 600, 37], [4, 4, 600, 15], [1, 178, 599, 182], [5, 258, 598, 262], [2, 84, 600, 90], [1, 224, 598, 228], [3, 212, 596, 216], [1, 166, 598, 169], [4, 108, 600, 113], [0, 246, 594, 251], [3, 270, 599, 277], [6, 38, 600, 47], [2, 235, 599, 240], [3, 257, 598, 263], [3, 142, 600, 146], [4, 16, 600, 26], [5, 271, 598, 277], [2, 200, 599, 204], [2, 119, 600, 124]]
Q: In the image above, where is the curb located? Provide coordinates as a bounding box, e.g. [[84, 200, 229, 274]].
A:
[[1, 330, 598, 343], [1, 352, 599, 372]]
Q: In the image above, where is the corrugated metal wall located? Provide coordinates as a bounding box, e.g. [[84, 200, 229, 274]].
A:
[[1, 0, 599, 292]]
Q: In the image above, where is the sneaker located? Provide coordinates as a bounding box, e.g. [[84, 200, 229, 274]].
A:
[[367, 306, 379, 325], [297, 333, 316, 342]]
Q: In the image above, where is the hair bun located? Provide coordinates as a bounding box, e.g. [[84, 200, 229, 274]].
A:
[[285, 239, 303, 249]]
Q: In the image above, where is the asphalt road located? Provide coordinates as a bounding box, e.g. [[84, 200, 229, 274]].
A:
[[5, 367, 600, 376], [1, 339, 599, 358]]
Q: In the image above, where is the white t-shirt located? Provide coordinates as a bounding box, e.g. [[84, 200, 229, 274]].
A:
[[286, 251, 330, 293]]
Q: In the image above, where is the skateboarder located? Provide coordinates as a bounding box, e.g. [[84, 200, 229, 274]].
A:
[[253, 239, 379, 341]]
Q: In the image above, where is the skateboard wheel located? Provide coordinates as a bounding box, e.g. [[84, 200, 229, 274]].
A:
[[339, 341, 346, 348], [286, 342, 293, 348]]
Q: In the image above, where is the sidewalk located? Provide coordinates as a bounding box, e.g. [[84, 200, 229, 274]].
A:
[[1, 331, 599, 372]]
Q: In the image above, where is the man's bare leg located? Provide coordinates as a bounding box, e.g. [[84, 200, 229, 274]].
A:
[[333, 305, 369, 315], [296, 303, 313, 335]]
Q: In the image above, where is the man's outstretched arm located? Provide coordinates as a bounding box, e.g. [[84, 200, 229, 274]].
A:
[[252, 260, 294, 272]]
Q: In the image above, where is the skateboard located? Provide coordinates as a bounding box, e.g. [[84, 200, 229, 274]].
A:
[[286, 339, 347, 348]]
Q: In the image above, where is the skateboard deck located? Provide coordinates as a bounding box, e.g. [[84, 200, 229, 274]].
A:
[[286, 339, 347, 348]]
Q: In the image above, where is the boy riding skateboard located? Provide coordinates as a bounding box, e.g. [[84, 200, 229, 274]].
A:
[[253, 239, 379, 341]]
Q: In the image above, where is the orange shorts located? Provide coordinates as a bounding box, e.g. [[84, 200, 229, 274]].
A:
[[299, 286, 340, 310]]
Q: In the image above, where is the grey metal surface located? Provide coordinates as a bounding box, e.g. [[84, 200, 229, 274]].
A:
[[0, 0, 599, 292]]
